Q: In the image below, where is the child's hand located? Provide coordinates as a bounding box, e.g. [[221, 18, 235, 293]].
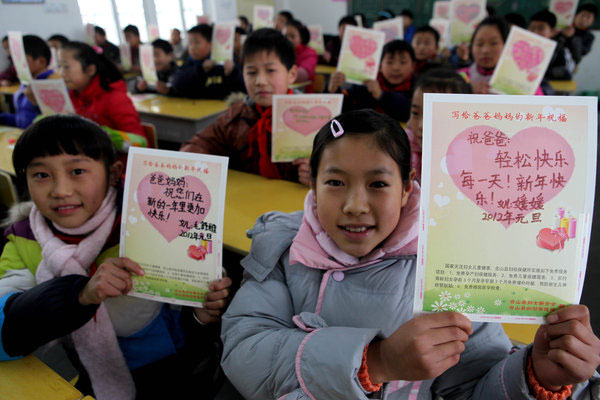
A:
[[156, 81, 169, 94], [224, 60, 235, 76], [323, 51, 331, 63], [24, 85, 37, 105], [367, 312, 472, 383], [293, 158, 311, 187], [562, 26, 575, 38], [79, 257, 145, 306], [364, 79, 383, 100], [203, 59, 216, 73], [136, 79, 148, 92], [457, 43, 470, 61], [0, 80, 11, 87], [471, 80, 491, 94], [531, 305, 600, 389], [328, 71, 346, 93], [193, 277, 233, 325]]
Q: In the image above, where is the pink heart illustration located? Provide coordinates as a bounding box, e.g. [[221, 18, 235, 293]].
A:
[[10, 38, 23, 62], [137, 172, 212, 242], [142, 51, 152, 68], [216, 28, 231, 45], [39, 89, 65, 113], [379, 26, 398, 42], [310, 29, 320, 41], [349, 35, 378, 59], [553, 1, 573, 14], [439, 4, 449, 17], [282, 105, 332, 136], [197, 16, 210, 24], [257, 9, 270, 20], [512, 40, 544, 71], [188, 244, 207, 260], [446, 125, 574, 228], [455, 4, 481, 23]]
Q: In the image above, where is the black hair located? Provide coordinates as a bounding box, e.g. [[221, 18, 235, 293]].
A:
[[172, 28, 181, 33], [94, 26, 106, 37], [123, 25, 140, 37], [152, 38, 173, 55], [376, 9, 395, 21], [413, 68, 472, 94], [1, 36, 7, 43], [286, 19, 310, 45], [188, 24, 213, 42], [235, 27, 245, 35], [382, 40, 416, 62], [278, 10, 294, 22], [577, 3, 598, 17], [486, 5, 496, 16], [310, 109, 412, 183], [530, 9, 557, 29], [48, 34, 69, 46], [12, 115, 116, 192], [471, 16, 510, 44], [62, 41, 124, 91], [400, 9, 414, 19], [413, 25, 440, 45], [339, 16, 358, 27], [504, 12, 527, 29], [241, 28, 295, 70], [239, 15, 249, 25], [23, 35, 51, 66]]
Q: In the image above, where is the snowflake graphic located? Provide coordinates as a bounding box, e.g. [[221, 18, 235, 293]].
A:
[[439, 290, 452, 301], [494, 299, 502, 306], [454, 294, 461, 300], [449, 302, 457, 310], [464, 292, 471, 298], [431, 301, 448, 312], [458, 300, 466, 307], [467, 305, 475, 313], [476, 306, 486, 313]]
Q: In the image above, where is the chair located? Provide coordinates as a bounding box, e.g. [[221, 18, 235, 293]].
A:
[[142, 122, 158, 148], [0, 170, 17, 210], [313, 74, 326, 93]]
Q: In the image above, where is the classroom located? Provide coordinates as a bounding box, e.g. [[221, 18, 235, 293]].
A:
[[0, 0, 599, 399]]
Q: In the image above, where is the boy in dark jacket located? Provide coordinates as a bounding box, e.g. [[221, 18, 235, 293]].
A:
[[134, 39, 178, 95], [327, 40, 415, 122], [94, 26, 120, 65], [557, 3, 597, 65]]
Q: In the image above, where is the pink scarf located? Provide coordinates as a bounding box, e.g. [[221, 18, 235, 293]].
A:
[[289, 182, 420, 270], [30, 187, 135, 400]]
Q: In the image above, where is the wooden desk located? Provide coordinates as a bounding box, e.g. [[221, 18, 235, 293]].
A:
[[224, 170, 308, 254], [315, 65, 337, 75], [502, 323, 539, 345], [0, 126, 22, 174], [130, 94, 227, 144], [549, 80, 577, 94], [0, 355, 83, 400], [0, 84, 20, 96]]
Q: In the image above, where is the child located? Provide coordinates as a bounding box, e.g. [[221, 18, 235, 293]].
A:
[[180, 28, 310, 185], [94, 26, 120, 66], [400, 9, 416, 43], [47, 34, 69, 50], [556, 4, 597, 65], [411, 25, 442, 74], [406, 68, 472, 182], [459, 16, 545, 95], [0, 35, 58, 128], [0, 115, 232, 399], [322, 16, 357, 66], [0, 36, 18, 86], [238, 15, 251, 34], [328, 40, 415, 122], [233, 27, 245, 62], [123, 25, 141, 74], [134, 39, 178, 95], [59, 41, 146, 139], [284, 19, 318, 91], [169, 28, 186, 60], [170, 24, 243, 99], [529, 10, 576, 81], [275, 10, 294, 32], [220, 108, 600, 399]]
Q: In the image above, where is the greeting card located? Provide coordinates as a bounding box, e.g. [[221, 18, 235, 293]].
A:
[[430, 18, 451, 48], [308, 25, 325, 55], [433, 1, 452, 19], [414, 94, 597, 323], [550, 0, 579, 29], [449, 0, 487, 45], [197, 15, 212, 25], [7, 31, 32, 84], [337, 26, 385, 85], [121, 148, 229, 307], [120, 43, 132, 71], [49, 47, 59, 72], [211, 23, 235, 64], [148, 24, 160, 42], [85, 23, 95, 46], [253, 5, 274, 29], [490, 27, 557, 96], [373, 17, 404, 44], [139, 44, 158, 85], [30, 79, 75, 116], [271, 94, 343, 162]]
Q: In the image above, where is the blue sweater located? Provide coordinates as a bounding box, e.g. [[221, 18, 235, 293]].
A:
[[0, 69, 54, 129]]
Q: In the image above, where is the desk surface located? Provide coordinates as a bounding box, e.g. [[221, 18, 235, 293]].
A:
[[224, 170, 308, 254], [549, 80, 577, 93], [0, 355, 83, 400], [315, 65, 337, 75], [0, 84, 20, 95], [131, 94, 227, 121], [0, 126, 22, 174]]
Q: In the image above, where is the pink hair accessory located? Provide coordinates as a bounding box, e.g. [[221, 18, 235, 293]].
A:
[[331, 119, 344, 138]]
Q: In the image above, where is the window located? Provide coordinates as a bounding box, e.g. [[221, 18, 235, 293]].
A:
[[155, 0, 184, 39], [181, 0, 205, 31], [77, 0, 120, 44], [114, 0, 148, 42]]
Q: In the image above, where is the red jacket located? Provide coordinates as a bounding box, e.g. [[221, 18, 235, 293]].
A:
[[69, 75, 145, 138]]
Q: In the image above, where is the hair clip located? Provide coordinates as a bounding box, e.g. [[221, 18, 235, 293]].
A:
[[331, 119, 344, 138]]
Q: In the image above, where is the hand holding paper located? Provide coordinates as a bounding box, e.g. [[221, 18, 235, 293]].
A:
[[79, 257, 145, 305], [193, 277, 233, 324]]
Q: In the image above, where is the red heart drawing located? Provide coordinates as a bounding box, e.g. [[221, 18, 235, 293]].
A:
[[257, 8, 270, 21], [188, 244, 207, 260], [455, 4, 481, 24], [282, 105, 332, 136], [137, 172, 212, 242], [553, 1, 574, 14], [39, 89, 66, 113], [536, 227, 568, 251], [512, 40, 544, 71], [379, 26, 398, 43], [438, 4, 449, 17], [216, 28, 231, 45], [349, 35, 378, 59], [310, 28, 320, 41], [141, 50, 153, 68], [446, 125, 575, 228]]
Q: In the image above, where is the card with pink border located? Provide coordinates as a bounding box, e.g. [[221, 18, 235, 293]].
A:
[[449, 0, 487, 45], [433, 1, 452, 19], [490, 26, 557, 96], [253, 5, 274, 29], [337, 26, 385, 85], [430, 18, 451, 48], [211, 23, 236, 65], [550, 0, 579, 29], [30, 79, 75, 116], [414, 94, 597, 323], [7, 31, 32, 84], [121, 148, 228, 307], [271, 94, 343, 162], [373, 17, 404, 44], [308, 25, 325, 55], [139, 44, 158, 85]]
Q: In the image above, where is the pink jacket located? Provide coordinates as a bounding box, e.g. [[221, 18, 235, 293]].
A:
[[295, 44, 318, 92]]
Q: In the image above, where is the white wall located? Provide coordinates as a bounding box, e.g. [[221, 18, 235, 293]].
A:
[[278, 0, 348, 35], [0, 0, 84, 71], [573, 30, 600, 92]]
